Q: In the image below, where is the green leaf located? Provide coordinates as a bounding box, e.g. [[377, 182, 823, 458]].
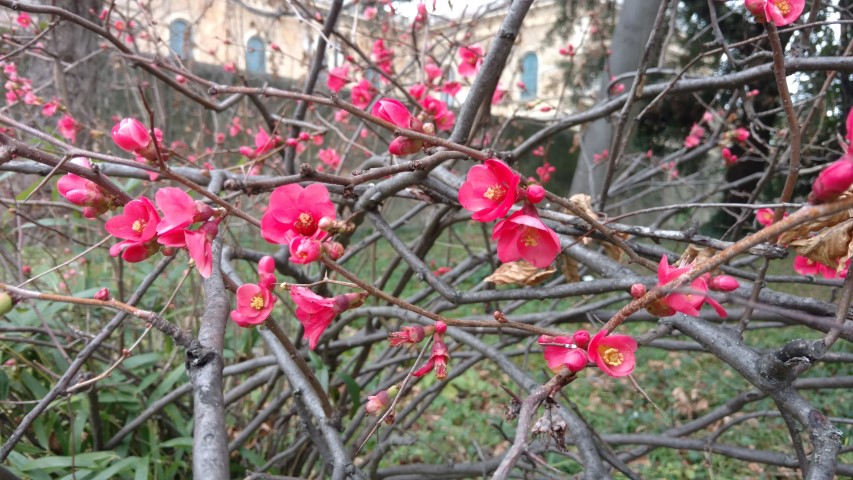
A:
[[159, 437, 193, 448], [89, 456, 139, 480], [18, 452, 117, 471], [134, 456, 150, 480], [0, 369, 9, 400], [336, 371, 361, 418]]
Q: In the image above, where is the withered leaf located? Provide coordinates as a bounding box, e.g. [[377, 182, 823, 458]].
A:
[[778, 209, 852, 245], [559, 254, 580, 283], [484, 261, 556, 286], [789, 219, 853, 268]]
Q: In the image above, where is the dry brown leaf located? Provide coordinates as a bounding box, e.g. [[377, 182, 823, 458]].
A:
[[789, 219, 853, 267], [559, 254, 580, 283], [569, 193, 598, 220], [484, 261, 556, 286], [778, 209, 852, 245], [678, 245, 715, 266]]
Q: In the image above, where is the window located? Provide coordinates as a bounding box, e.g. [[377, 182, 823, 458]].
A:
[[246, 36, 266, 76], [520, 52, 538, 100], [169, 19, 192, 60]]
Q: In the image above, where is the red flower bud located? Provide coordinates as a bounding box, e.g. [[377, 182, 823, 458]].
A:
[[94, 287, 111, 301], [630, 283, 646, 299], [572, 330, 590, 349], [810, 159, 853, 203], [526, 184, 546, 204], [709, 275, 739, 292]]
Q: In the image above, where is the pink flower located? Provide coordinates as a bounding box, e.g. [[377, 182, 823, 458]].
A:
[[224, 62, 236, 73], [532, 146, 545, 157], [559, 44, 575, 56], [722, 147, 738, 166], [184, 219, 220, 278], [457, 44, 483, 78], [657, 255, 707, 317], [744, 0, 805, 26], [252, 127, 278, 158], [57, 114, 78, 143], [755, 208, 775, 226], [441, 81, 461, 97], [408, 83, 427, 100], [42, 98, 59, 117], [420, 95, 455, 131], [154, 187, 214, 235], [424, 62, 442, 82], [371, 40, 394, 75], [414, 2, 428, 23], [215, 132, 225, 144], [57, 158, 111, 218], [492, 204, 561, 269], [105, 196, 161, 262], [413, 334, 450, 380], [491, 86, 507, 105], [458, 159, 521, 222], [364, 6, 378, 20], [112, 118, 154, 158], [539, 335, 588, 373], [793, 255, 820, 276], [351, 79, 374, 110], [318, 148, 341, 169], [684, 135, 700, 149], [372, 98, 414, 128], [809, 159, 853, 203], [846, 107, 853, 154], [389, 326, 426, 346], [289, 235, 323, 264], [289, 287, 366, 349], [323, 241, 345, 260], [16, 12, 32, 29], [260, 183, 336, 244], [732, 127, 750, 143], [327, 64, 351, 93], [536, 162, 556, 184], [587, 330, 637, 377], [231, 256, 278, 327], [231, 283, 275, 327]]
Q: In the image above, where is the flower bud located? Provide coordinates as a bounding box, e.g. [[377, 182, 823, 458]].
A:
[[289, 236, 322, 264], [810, 159, 853, 203], [389, 326, 426, 346], [526, 184, 546, 204], [318, 216, 334, 231], [709, 275, 739, 292], [630, 283, 646, 299], [564, 349, 588, 373], [434, 320, 447, 334], [111, 118, 152, 156], [365, 385, 399, 415], [94, 287, 111, 301], [258, 256, 276, 276], [298, 132, 310, 141], [323, 241, 345, 260], [21, 265, 31, 276], [572, 330, 590, 349]]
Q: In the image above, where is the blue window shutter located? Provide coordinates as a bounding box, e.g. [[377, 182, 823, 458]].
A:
[[246, 36, 266, 76], [169, 20, 192, 60], [520, 53, 538, 100]]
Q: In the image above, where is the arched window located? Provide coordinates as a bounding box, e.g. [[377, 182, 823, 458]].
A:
[[520, 52, 538, 100], [246, 36, 266, 76], [169, 19, 192, 60]]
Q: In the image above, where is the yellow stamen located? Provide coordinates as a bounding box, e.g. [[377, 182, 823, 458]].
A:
[[297, 212, 313, 227], [602, 347, 624, 367], [249, 294, 265, 310], [132, 219, 146, 234], [483, 184, 507, 201], [521, 229, 538, 247], [773, 0, 791, 14]]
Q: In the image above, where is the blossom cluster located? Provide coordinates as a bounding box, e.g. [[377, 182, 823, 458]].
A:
[[629, 255, 739, 318], [259, 183, 345, 264], [105, 189, 221, 277], [458, 159, 560, 269], [539, 329, 637, 378]]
